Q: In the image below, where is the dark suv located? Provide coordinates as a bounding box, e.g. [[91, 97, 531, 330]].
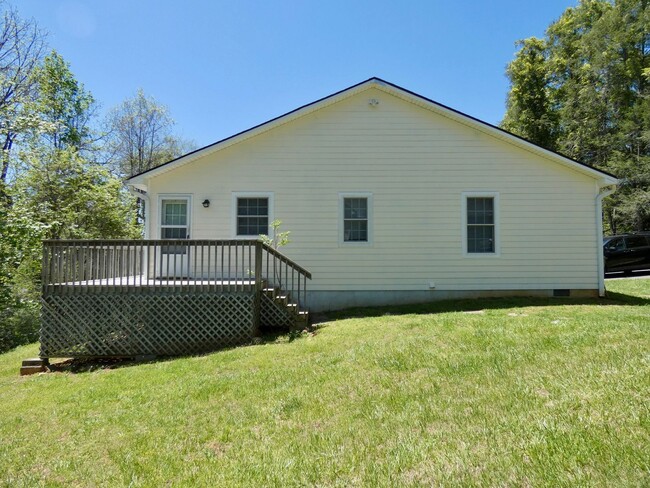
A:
[[603, 233, 650, 274]]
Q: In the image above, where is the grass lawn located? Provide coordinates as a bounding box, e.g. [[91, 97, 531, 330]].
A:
[[1, 279, 649, 487]]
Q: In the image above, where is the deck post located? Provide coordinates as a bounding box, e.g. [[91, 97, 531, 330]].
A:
[[253, 240, 263, 336], [39, 243, 48, 359]]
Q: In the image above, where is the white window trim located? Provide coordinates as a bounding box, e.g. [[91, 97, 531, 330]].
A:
[[158, 194, 192, 239], [339, 192, 373, 246], [231, 191, 274, 239], [461, 191, 500, 257]]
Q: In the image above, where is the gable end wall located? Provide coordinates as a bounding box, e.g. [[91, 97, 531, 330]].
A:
[[148, 88, 601, 309]]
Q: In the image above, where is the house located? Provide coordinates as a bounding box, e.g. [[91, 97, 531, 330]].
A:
[[126, 77, 618, 312], [39, 77, 618, 359]]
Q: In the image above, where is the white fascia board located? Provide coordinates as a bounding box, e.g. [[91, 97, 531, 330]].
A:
[[125, 80, 380, 189]]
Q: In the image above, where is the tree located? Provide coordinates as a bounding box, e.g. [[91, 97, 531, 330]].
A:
[[0, 45, 139, 351], [15, 147, 139, 240], [12, 49, 139, 240], [0, 2, 45, 199], [27, 50, 97, 153], [502, 0, 650, 232], [501, 37, 559, 150], [104, 89, 194, 178], [0, 199, 45, 352], [0, 2, 48, 352]]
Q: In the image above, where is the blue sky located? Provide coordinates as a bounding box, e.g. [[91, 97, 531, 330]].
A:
[[15, 0, 576, 148]]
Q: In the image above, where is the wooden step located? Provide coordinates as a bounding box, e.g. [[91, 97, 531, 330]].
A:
[[296, 311, 310, 326], [274, 295, 289, 305], [20, 358, 49, 376], [261, 285, 309, 329]]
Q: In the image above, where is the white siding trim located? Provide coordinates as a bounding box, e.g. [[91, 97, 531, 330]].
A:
[[339, 192, 373, 246], [461, 191, 500, 257], [158, 194, 192, 239], [231, 191, 274, 239], [596, 184, 616, 296]]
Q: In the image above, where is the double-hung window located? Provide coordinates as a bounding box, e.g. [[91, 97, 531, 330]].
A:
[[232, 192, 273, 237], [462, 192, 499, 255], [340, 193, 372, 244]]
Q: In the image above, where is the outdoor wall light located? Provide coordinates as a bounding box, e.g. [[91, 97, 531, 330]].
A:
[[202, 199, 210, 208]]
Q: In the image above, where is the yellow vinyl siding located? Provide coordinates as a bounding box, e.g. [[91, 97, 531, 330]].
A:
[[148, 87, 600, 292]]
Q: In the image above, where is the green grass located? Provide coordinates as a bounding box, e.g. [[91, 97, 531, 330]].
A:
[[1, 279, 649, 487]]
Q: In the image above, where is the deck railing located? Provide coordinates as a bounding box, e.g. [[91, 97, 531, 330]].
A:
[[261, 244, 312, 311], [42, 239, 312, 309]]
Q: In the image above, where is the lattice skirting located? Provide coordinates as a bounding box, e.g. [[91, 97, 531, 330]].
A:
[[41, 293, 255, 358], [260, 294, 295, 329]]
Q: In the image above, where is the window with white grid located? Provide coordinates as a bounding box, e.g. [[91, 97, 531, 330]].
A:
[[339, 193, 372, 245], [231, 192, 274, 238], [462, 192, 499, 256]]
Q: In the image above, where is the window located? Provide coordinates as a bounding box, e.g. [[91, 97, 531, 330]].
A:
[[625, 236, 649, 249], [232, 192, 273, 237], [462, 192, 499, 256], [237, 198, 268, 236], [344, 198, 368, 242], [605, 237, 625, 252], [339, 193, 372, 245], [160, 198, 189, 239]]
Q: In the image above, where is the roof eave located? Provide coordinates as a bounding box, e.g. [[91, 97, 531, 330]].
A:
[[370, 79, 618, 183], [127, 178, 148, 191], [125, 77, 384, 186], [599, 175, 619, 187]]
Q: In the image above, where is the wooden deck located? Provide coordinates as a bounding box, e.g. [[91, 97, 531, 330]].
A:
[[54, 276, 256, 289], [40, 239, 311, 358], [60, 277, 255, 285]]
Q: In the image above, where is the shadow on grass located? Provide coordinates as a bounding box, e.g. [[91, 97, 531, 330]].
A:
[[324, 291, 649, 322], [259, 322, 323, 343], [45, 292, 646, 374], [48, 355, 178, 374], [46, 323, 324, 374], [601, 291, 650, 306]]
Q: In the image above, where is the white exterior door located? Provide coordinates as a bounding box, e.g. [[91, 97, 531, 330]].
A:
[[157, 197, 190, 278]]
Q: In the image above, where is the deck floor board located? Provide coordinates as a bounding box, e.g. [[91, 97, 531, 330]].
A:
[[55, 276, 257, 287]]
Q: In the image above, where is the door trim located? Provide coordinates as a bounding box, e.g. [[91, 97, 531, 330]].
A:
[[158, 194, 192, 239]]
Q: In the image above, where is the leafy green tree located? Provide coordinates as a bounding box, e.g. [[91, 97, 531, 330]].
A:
[[26, 50, 96, 153], [0, 199, 46, 352], [1, 49, 138, 352], [501, 38, 559, 150], [0, 3, 49, 351], [13, 50, 138, 239], [502, 0, 650, 232], [15, 147, 139, 240], [104, 89, 194, 178]]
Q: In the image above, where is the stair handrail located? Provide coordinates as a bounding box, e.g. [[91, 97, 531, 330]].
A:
[[259, 242, 312, 279], [259, 241, 311, 311]]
